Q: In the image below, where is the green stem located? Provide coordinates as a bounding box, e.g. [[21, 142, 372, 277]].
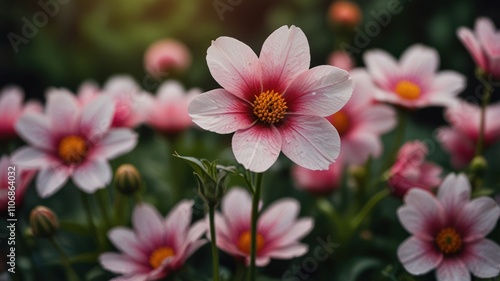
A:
[[208, 204, 220, 281], [351, 188, 390, 231], [316, 197, 350, 241], [96, 189, 112, 230], [233, 262, 246, 281], [382, 108, 408, 172], [475, 84, 492, 157], [49, 237, 81, 281], [80, 191, 101, 249], [248, 173, 263, 281]]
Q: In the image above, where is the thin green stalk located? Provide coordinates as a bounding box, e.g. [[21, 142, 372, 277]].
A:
[[96, 189, 111, 230], [248, 173, 263, 281], [316, 198, 350, 241], [382, 109, 408, 172], [49, 237, 81, 281], [113, 192, 124, 226], [80, 191, 101, 249], [233, 262, 246, 281], [475, 84, 492, 157], [208, 204, 220, 281], [351, 188, 390, 231]]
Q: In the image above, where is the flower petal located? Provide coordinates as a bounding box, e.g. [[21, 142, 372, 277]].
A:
[[107, 227, 148, 262], [15, 113, 54, 151], [397, 236, 443, 275], [259, 25, 310, 93], [400, 45, 439, 78], [99, 253, 149, 275], [475, 17, 499, 58], [165, 200, 194, 249], [133, 203, 166, 252], [72, 160, 111, 193], [11, 147, 55, 168], [463, 239, 500, 278], [36, 166, 71, 198], [341, 131, 382, 165], [436, 259, 471, 281], [397, 189, 445, 240], [221, 188, 252, 236], [259, 199, 300, 240], [436, 173, 471, 218], [0, 87, 22, 122], [265, 243, 309, 259], [267, 218, 313, 248], [232, 124, 282, 173], [280, 115, 339, 170], [45, 88, 79, 136], [206, 37, 262, 101], [356, 104, 397, 134], [460, 197, 500, 242], [80, 95, 114, 142], [363, 49, 399, 89], [457, 27, 487, 69], [188, 89, 255, 134], [284, 65, 352, 117], [92, 129, 138, 160]]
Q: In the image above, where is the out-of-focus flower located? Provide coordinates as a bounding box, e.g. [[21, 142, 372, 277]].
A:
[[437, 101, 500, 168], [0, 87, 41, 141], [12, 89, 138, 198], [457, 17, 500, 79], [212, 188, 313, 266], [30, 206, 59, 238], [144, 39, 192, 77], [292, 161, 343, 195], [76, 81, 100, 107], [387, 141, 442, 198], [328, 1, 362, 28], [363, 44, 465, 109], [189, 25, 353, 172], [142, 81, 200, 136], [397, 173, 500, 281], [115, 164, 142, 196], [100, 201, 206, 281], [327, 51, 355, 71], [327, 69, 396, 165], [0, 155, 35, 214]]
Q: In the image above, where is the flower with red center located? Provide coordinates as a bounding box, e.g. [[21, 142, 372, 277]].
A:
[[326, 69, 396, 165], [142, 81, 200, 136], [0, 86, 41, 141], [397, 173, 500, 281], [144, 39, 192, 77], [100, 201, 207, 281], [292, 161, 343, 196], [11, 89, 138, 198], [363, 45, 465, 109], [457, 17, 500, 79], [0, 155, 35, 215], [189, 25, 353, 172], [387, 141, 442, 198], [211, 188, 313, 266], [437, 101, 500, 168]]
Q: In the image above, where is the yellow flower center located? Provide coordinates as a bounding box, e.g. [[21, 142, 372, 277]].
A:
[[58, 136, 88, 164], [149, 247, 175, 269], [394, 80, 421, 100], [329, 110, 350, 136], [435, 227, 462, 255], [237, 231, 265, 255], [253, 90, 287, 124]]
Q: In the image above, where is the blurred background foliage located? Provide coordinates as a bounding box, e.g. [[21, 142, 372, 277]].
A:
[[1, 0, 500, 280]]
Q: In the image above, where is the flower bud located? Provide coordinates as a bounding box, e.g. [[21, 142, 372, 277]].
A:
[[144, 39, 191, 78], [470, 155, 487, 176], [30, 206, 59, 238], [328, 1, 362, 28], [115, 164, 142, 196]]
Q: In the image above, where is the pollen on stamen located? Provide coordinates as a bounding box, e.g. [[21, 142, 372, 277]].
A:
[[253, 90, 288, 124], [435, 227, 462, 255]]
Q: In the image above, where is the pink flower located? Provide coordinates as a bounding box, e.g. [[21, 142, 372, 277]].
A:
[[292, 161, 343, 195], [457, 17, 500, 79], [142, 81, 200, 136], [76, 81, 100, 107], [388, 141, 442, 198], [0, 86, 41, 141], [11, 89, 138, 198], [363, 44, 465, 109], [212, 188, 313, 266], [0, 155, 35, 214], [397, 173, 500, 281], [327, 69, 396, 165], [100, 201, 206, 281], [437, 101, 500, 168], [327, 51, 355, 71], [189, 25, 353, 172], [144, 39, 192, 77]]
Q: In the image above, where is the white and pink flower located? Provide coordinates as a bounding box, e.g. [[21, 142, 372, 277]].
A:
[[388, 141, 442, 198], [144, 39, 192, 77], [397, 173, 500, 281], [292, 161, 343, 195], [457, 17, 500, 79], [0, 155, 35, 214], [327, 69, 396, 165], [212, 188, 313, 266], [0, 86, 41, 141], [363, 44, 465, 109], [437, 101, 500, 168], [189, 25, 353, 172], [327, 51, 355, 71], [100, 201, 206, 281], [11, 89, 138, 198], [142, 81, 200, 136]]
